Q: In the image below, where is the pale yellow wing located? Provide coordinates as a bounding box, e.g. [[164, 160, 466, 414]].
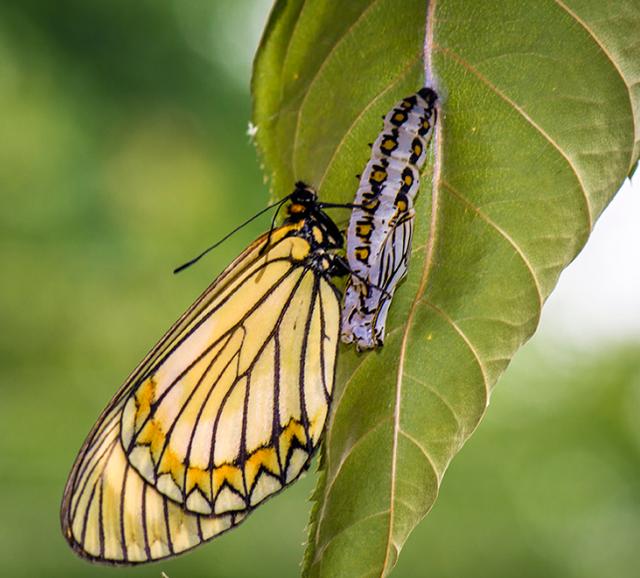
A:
[[61, 224, 340, 562], [120, 231, 339, 515], [61, 393, 244, 563]]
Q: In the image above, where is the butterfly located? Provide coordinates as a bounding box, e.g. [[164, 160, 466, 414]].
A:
[[60, 183, 347, 564], [341, 87, 438, 350]]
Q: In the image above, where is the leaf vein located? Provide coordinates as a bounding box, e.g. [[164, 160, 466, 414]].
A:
[[553, 0, 638, 174], [317, 53, 423, 191], [313, 509, 391, 562], [399, 428, 440, 482], [404, 373, 463, 434], [291, 0, 386, 174], [418, 299, 490, 404], [323, 416, 391, 504], [379, 39, 444, 575], [309, 349, 394, 556], [442, 179, 544, 311], [434, 44, 594, 230], [397, 496, 419, 517]]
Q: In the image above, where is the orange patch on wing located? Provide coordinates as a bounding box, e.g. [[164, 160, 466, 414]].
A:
[[134, 377, 156, 426], [157, 444, 185, 486], [186, 465, 212, 498], [213, 464, 244, 495], [268, 222, 303, 246], [245, 447, 280, 489], [137, 419, 166, 462], [279, 420, 307, 462]]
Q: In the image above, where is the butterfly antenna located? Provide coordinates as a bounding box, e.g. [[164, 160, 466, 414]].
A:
[[259, 195, 291, 255], [173, 197, 288, 274]]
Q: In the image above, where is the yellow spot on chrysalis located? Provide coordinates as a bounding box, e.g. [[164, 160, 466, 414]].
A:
[[355, 247, 370, 263], [382, 138, 396, 151], [363, 198, 379, 211]]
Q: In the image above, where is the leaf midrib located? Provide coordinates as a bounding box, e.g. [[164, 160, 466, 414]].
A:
[[377, 96, 444, 577]]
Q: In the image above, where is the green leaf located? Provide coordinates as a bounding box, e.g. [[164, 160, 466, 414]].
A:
[[252, 1, 640, 576]]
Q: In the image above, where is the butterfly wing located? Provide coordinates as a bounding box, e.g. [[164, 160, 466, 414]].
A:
[[369, 209, 415, 343], [61, 225, 341, 562], [61, 391, 244, 563], [342, 209, 414, 349]]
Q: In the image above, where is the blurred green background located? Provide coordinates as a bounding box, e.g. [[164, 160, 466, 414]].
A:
[[1, 2, 639, 577]]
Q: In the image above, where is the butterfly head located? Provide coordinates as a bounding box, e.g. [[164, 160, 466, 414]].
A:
[[287, 182, 318, 217], [281, 182, 344, 253]]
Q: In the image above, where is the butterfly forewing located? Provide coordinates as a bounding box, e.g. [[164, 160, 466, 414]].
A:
[[118, 234, 339, 516]]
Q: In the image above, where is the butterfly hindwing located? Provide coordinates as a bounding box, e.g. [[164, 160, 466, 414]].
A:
[[62, 391, 244, 564]]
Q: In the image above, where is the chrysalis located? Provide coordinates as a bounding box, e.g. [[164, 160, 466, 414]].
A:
[[342, 87, 437, 350]]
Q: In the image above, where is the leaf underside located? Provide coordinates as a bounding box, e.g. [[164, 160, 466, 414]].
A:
[[252, 0, 640, 576]]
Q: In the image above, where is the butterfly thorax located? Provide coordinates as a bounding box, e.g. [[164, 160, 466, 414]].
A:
[[288, 184, 342, 239]]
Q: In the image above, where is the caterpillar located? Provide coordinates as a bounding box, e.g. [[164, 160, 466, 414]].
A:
[[341, 87, 437, 350]]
